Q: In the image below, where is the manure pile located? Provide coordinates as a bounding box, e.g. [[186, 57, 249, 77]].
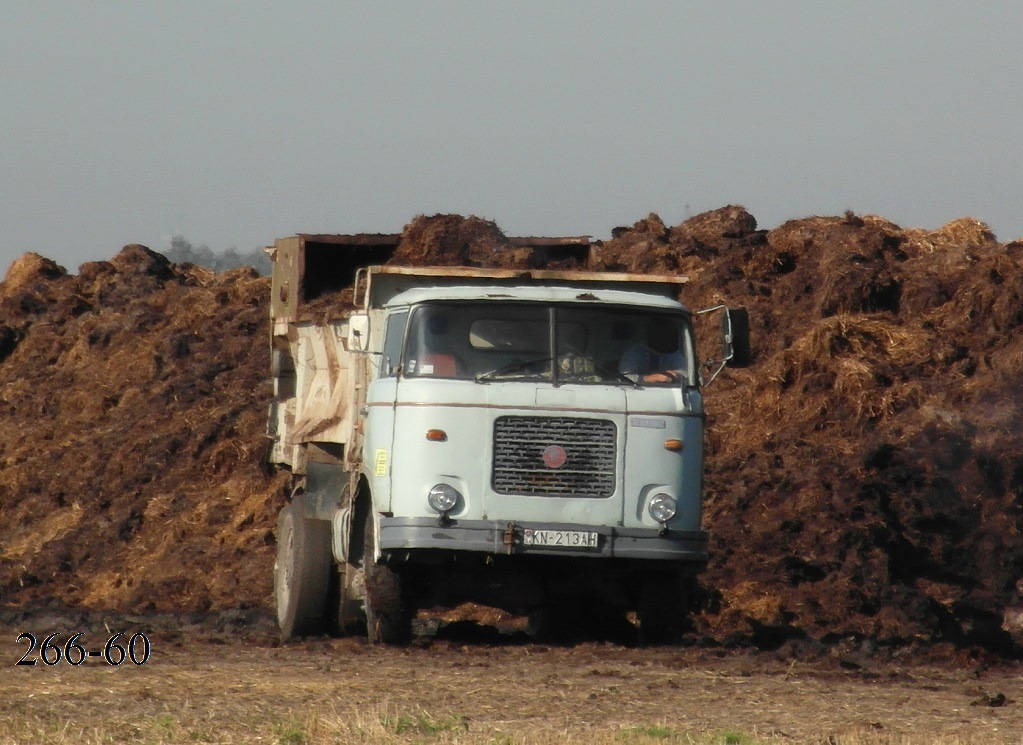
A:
[[2, 210, 1023, 655]]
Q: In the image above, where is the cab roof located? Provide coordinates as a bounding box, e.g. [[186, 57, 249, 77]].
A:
[[383, 284, 688, 312]]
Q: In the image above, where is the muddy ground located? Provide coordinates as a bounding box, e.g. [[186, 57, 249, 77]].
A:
[[3, 208, 1023, 739]]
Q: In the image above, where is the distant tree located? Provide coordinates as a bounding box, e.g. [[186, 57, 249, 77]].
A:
[[163, 235, 215, 267], [161, 236, 271, 275]]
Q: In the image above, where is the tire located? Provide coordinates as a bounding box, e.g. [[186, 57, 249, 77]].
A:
[[527, 604, 575, 644], [363, 509, 411, 645], [638, 574, 689, 646], [274, 497, 333, 641], [332, 561, 366, 635], [528, 602, 636, 645]]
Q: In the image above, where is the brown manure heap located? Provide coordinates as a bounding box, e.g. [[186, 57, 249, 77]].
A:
[[2, 211, 1023, 657]]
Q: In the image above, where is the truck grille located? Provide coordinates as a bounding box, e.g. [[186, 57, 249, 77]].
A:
[[492, 416, 617, 497]]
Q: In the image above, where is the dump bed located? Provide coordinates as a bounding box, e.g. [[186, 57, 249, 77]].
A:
[[268, 233, 597, 326], [268, 233, 691, 328]]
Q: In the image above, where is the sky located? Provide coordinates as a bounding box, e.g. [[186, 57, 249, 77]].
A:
[[2, 1, 1022, 274]]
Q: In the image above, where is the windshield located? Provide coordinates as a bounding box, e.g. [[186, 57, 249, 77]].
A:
[[401, 302, 697, 386]]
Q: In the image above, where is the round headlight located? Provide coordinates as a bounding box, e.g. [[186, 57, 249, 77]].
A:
[[648, 493, 677, 524], [427, 484, 460, 513]]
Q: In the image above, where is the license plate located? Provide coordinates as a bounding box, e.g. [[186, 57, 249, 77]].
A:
[[522, 529, 599, 548]]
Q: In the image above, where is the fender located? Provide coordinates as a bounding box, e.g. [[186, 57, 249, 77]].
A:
[[334, 475, 372, 565], [332, 505, 353, 563]]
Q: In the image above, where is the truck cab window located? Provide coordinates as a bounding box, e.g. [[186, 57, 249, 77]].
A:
[[556, 307, 696, 387], [469, 306, 553, 380], [400, 302, 696, 386], [404, 305, 466, 378], [617, 315, 695, 386], [382, 311, 408, 377]]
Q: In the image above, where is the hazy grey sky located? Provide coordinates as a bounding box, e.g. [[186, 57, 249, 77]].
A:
[[2, 2, 1021, 274]]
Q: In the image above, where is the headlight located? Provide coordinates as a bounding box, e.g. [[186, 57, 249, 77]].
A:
[[648, 493, 677, 524], [427, 484, 460, 513]]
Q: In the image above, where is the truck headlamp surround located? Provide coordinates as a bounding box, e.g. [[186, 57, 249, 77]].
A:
[[427, 483, 460, 514], [648, 493, 677, 524]]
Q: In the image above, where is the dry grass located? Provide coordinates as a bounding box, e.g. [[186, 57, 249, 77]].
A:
[[0, 703, 1001, 745], [1, 620, 1020, 745], [902, 217, 997, 254], [0, 708, 1002, 744]]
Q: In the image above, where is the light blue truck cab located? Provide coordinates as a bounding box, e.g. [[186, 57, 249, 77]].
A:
[[269, 237, 750, 644]]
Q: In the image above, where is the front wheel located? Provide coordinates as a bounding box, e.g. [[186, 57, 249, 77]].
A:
[[638, 574, 690, 645], [527, 603, 578, 644], [274, 497, 332, 641], [363, 510, 412, 645], [332, 561, 366, 635]]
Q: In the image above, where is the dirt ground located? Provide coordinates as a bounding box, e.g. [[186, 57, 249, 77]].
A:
[[2, 608, 1022, 745]]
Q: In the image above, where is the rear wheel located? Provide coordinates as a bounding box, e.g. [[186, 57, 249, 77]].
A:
[[363, 510, 411, 645], [274, 496, 332, 641]]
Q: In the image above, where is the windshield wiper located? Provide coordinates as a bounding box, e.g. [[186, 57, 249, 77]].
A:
[[475, 357, 554, 382], [590, 360, 640, 387], [475, 353, 641, 387], [603, 367, 640, 387], [556, 352, 640, 388]]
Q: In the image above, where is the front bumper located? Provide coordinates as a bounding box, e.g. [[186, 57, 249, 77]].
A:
[[378, 516, 709, 563]]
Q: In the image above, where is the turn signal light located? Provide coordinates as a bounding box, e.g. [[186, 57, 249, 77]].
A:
[[426, 429, 448, 442], [663, 439, 684, 452]]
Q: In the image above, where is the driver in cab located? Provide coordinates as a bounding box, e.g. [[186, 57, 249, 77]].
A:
[[620, 318, 685, 384]]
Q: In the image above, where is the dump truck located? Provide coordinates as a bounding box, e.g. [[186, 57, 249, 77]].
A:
[[268, 233, 750, 644]]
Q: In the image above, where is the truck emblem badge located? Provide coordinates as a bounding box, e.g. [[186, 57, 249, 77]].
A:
[[542, 445, 568, 469]]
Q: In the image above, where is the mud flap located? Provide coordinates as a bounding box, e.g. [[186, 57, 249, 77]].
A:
[[305, 460, 347, 520]]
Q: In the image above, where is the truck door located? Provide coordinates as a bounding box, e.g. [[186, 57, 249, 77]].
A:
[[364, 310, 408, 512]]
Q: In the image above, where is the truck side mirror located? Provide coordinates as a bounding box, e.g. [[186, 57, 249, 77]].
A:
[[346, 314, 370, 352], [723, 308, 752, 368], [696, 304, 753, 385]]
